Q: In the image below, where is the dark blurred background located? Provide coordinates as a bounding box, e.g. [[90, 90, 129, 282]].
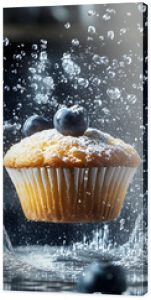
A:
[[3, 4, 148, 247]]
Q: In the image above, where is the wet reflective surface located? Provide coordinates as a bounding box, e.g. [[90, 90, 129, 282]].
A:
[[3, 3, 148, 295]]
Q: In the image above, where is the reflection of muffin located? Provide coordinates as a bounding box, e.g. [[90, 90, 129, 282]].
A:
[[4, 107, 141, 223]]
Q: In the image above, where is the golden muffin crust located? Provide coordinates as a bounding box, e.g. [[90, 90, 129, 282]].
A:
[[4, 128, 141, 168]]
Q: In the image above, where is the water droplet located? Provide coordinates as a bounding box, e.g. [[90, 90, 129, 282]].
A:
[[31, 53, 38, 59], [4, 85, 10, 91], [106, 8, 116, 15], [88, 26, 96, 34], [16, 123, 21, 130], [111, 59, 119, 69], [29, 67, 36, 74], [127, 94, 137, 104], [119, 61, 125, 68], [62, 54, 81, 77], [102, 13, 111, 21], [99, 35, 104, 41], [107, 30, 114, 40], [137, 3, 146, 13], [123, 54, 132, 65], [33, 74, 42, 81], [3, 37, 9, 46], [35, 93, 49, 104], [102, 107, 110, 115], [106, 87, 121, 100], [107, 69, 116, 78], [54, 63, 59, 69], [92, 54, 109, 66], [13, 54, 22, 61], [64, 22, 71, 29], [21, 51, 26, 56], [32, 44, 38, 50], [12, 86, 17, 92], [94, 99, 102, 106], [120, 28, 127, 35], [40, 39, 47, 45], [31, 83, 38, 90], [43, 76, 54, 88], [137, 23, 143, 33], [120, 219, 125, 230], [71, 38, 80, 46], [78, 78, 89, 88], [88, 9, 96, 16], [126, 11, 132, 16], [39, 51, 47, 61], [4, 121, 16, 132], [87, 36, 94, 42], [92, 77, 101, 85]]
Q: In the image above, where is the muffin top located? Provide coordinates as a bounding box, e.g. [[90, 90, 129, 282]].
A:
[[4, 128, 141, 168]]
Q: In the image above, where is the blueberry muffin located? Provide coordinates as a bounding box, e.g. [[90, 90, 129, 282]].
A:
[[4, 106, 141, 223]]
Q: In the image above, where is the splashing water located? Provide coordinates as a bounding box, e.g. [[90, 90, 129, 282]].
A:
[[3, 213, 147, 294]]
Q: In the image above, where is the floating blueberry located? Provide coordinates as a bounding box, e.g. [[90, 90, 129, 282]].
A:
[[76, 261, 127, 294], [22, 115, 50, 137], [53, 105, 89, 136]]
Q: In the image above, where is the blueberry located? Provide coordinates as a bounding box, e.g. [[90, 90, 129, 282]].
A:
[[22, 115, 50, 137], [76, 261, 127, 294], [53, 105, 89, 136]]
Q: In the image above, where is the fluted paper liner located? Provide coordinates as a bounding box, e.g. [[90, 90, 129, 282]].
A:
[[6, 166, 136, 223]]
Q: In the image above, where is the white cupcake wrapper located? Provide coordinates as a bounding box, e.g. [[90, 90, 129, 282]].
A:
[[6, 166, 136, 222]]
